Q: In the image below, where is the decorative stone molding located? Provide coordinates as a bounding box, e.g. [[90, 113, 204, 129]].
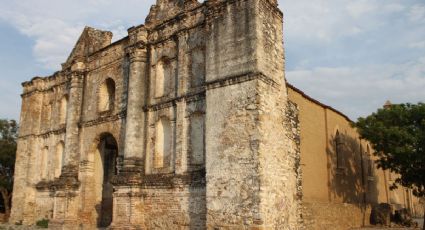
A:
[[69, 70, 85, 88], [111, 157, 144, 186], [51, 165, 80, 191], [126, 42, 148, 63], [35, 165, 80, 192]]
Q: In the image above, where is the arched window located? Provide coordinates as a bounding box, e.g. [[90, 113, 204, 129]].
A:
[[335, 130, 344, 168], [98, 78, 116, 112], [55, 141, 65, 178], [154, 117, 172, 168], [59, 95, 68, 124], [190, 113, 205, 165]]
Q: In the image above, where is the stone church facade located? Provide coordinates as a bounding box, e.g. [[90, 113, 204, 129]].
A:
[[10, 0, 422, 229]]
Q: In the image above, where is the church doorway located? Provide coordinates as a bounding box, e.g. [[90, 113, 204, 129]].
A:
[[94, 133, 118, 228]]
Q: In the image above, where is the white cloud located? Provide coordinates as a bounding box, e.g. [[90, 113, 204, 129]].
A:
[[0, 0, 424, 121], [279, 0, 392, 43], [346, 0, 377, 18], [287, 56, 425, 119], [409, 41, 425, 48], [383, 3, 406, 13], [409, 4, 425, 22], [0, 0, 155, 70]]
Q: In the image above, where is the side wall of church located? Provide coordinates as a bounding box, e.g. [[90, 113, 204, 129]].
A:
[[287, 86, 422, 229]]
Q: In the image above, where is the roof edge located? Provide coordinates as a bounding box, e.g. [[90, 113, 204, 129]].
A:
[[286, 82, 353, 123]]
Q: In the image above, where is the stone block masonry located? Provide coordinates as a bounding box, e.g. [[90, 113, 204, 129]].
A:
[[10, 0, 301, 229]]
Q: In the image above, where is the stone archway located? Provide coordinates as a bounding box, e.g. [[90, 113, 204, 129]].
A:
[[94, 133, 118, 228]]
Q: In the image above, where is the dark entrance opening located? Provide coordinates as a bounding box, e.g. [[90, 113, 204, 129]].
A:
[[97, 133, 118, 228]]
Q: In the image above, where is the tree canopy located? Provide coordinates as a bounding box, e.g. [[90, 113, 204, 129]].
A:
[[0, 119, 18, 216], [354, 103, 425, 198]]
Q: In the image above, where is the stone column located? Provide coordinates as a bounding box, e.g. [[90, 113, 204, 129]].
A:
[[122, 43, 148, 171], [110, 43, 148, 229], [63, 68, 84, 172], [49, 65, 84, 229]]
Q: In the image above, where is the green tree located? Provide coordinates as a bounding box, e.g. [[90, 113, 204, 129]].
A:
[[0, 119, 17, 217], [354, 103, 425, 228]]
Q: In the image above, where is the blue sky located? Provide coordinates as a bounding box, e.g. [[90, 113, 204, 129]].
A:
[[0, 0, 424, 121]]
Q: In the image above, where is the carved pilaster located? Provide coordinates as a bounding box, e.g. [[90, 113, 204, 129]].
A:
[[109, 44, 148, 230], [63, 68, 85, 169], [122, 44, 148, 168]]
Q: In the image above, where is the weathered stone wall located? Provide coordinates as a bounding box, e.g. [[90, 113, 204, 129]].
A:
[[12, 0, 424, 229], [11, 74, 69, 225], [11, 0, 299, 229]]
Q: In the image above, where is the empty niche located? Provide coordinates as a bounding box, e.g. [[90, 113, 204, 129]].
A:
[[190, 48, 205, 88], [59, 95, 68, 124], [98, 78, 116, 112], [155, 58, 174, 98], [55, 141, 65, 178], [44, 103, 52, 127], [154, 117, 172, 168], [40, 146, 49, 180], [189, 113, 205, 165]]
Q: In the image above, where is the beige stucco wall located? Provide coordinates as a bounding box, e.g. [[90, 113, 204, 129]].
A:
[[288, 85, 422, 229]]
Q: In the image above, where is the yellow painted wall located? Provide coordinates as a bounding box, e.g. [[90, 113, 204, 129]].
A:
[[287, 85, 422, 228]]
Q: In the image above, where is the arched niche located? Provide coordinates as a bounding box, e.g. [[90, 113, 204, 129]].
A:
[[40, 146, 49, 180], [98, 78, 116, 113], [189, 112, 205, 165], [59, 95, 68, 124], [55, 141, 65, 178], [154, 117, 172, 168], [190, 48, 205, 88], [155, 58, 172, 98]]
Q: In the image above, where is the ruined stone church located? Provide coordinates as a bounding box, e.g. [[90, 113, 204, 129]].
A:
[[11, 0, 422, 229]]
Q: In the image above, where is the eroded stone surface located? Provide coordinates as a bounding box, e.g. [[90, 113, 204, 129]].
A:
[[11, 0, 300, 229]]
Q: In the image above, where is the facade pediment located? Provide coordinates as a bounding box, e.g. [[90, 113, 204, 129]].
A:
[[145, 0, 200, 26], [62, 26, 112, 70]]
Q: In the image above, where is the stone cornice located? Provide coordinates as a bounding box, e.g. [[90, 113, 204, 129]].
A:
[[21, 80, 68, 98], [205, 71, 280, 90], [144, 71, 279, 112], [18, 126, 66, 139], [113, 169, 206, 189], [141, 169, 206, 188], [144, 90, 206, 112], [79, 111, 126, 128]]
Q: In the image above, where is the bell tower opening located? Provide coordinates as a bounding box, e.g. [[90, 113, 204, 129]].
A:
[[94, 133, 118, 228]]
